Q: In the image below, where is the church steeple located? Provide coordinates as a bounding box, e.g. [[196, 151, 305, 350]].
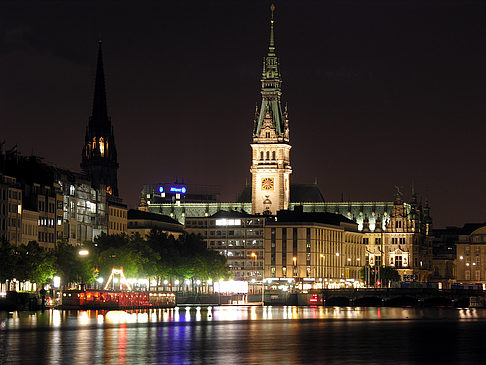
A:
[[90, 40, 109, 133], [81, 41, 119, 197], [250, 5, 292, 215]]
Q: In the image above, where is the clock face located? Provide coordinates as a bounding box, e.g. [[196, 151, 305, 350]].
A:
[[261, 178, 274, 191]]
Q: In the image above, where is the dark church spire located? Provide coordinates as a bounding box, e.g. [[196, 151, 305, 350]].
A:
[[90, 40, 109, 133], [81, 41, 119, 196]]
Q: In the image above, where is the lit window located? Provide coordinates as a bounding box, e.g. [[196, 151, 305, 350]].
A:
[[99, 137, 105, 157], [92, 137, 96, 149]]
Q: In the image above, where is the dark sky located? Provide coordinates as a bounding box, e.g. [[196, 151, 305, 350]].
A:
[[2, 0, 486, 228]]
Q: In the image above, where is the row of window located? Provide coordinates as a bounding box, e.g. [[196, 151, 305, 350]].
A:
[[38, 200, 56, 213], [259, 151, 276, 160], [109, 221, 127, 231], [38, 231, 55, 243], [110, 207, 127, 218]]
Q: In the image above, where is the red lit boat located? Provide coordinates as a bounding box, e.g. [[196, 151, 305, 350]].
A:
[[60, 290, 176, 309]]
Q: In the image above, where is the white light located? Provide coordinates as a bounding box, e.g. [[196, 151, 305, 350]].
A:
[[113, 278, 119, 284], [207, 279, 212, 285], [213, 280, 248, 294], [53, 276, 61, 288], [164, 280, 168, 285], [185, 280, 191, 285], [196, 280, 201, 285], [251, 279, 256, 283], [175, 280, 180, 285], [460, 256, 464, 260], [97, 277, 104, 284], [78, 250, 89, 256], [336, 253, 340, 257]]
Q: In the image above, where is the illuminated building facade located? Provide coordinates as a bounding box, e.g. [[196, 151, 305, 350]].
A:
[[81, 41, 119, 197], [363, 190, 433, 282], [455, 224, 486, 286], [21, 209, 39, 245], [185, 211, 264, 284], [264, 208, 365, 288], [107, 198, 128, 235], [0, 175, 22, 245]]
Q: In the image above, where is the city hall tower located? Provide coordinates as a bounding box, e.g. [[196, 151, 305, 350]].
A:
[[251, 5, 292, 215]]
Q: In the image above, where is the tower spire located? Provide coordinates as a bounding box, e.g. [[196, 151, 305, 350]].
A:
[[81, 41, 119, 197], [268, 4, 276, 56], [253, 4, 287, 140], [90, 40, 109, 132]]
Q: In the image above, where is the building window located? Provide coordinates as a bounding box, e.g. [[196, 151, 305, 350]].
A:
[[272, 151, 276, 160], [266, 151, 270, 160], [266, 132, 270, 138], [260, 151, 264, 160], [282, 228, 287, 267], [395, 255, 403, 268], [99, 137, 105, 156]]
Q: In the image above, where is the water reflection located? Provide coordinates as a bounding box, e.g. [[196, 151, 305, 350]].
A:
[[1, 307, 486, 364]]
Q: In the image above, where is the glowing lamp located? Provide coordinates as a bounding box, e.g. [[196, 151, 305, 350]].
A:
[[53, 276, 61, 288]]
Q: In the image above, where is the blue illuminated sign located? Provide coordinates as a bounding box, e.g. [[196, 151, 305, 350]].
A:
[[159, 186, 164, 193], [170, 186, 187, 194]]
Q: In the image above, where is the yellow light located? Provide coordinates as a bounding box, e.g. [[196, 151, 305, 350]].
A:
[[78, 250, 89, 256]]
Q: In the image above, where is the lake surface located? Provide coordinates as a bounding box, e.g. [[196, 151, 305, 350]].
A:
[[1, 306, 485, 364]]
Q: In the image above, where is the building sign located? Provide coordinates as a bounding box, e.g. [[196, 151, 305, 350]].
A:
[[170, 186, 187, 194]]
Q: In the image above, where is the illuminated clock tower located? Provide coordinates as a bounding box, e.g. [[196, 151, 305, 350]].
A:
[[251, 5, 291, 215], [81, 41, 119, 196]]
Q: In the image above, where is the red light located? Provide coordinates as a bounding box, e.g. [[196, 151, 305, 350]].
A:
[[309, 294, 318, 303]]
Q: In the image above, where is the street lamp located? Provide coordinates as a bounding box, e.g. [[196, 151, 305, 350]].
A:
[[78, 249, 89, 256]]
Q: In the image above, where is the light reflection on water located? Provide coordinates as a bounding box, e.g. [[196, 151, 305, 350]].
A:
[[1, 306, 486, 364]]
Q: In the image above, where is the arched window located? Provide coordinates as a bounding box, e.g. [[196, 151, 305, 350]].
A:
[[92, 137, 96, 149], [266, 132, 270, 138], [266, 151, 269, 160], [260, 151, 264, 160], [99, 137, 105, 157], [272, 151, 276, 160]]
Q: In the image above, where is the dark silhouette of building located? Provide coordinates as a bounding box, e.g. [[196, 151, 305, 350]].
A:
[[81, 41, 119, 196]]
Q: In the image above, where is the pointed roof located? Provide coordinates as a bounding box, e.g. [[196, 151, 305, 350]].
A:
[[253, 4, 287, 140], [89, 40, 110, 134]]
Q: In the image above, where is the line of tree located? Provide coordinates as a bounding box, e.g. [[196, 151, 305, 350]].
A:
[[0, 229, 231, 290], [360, 265, 401, 287]]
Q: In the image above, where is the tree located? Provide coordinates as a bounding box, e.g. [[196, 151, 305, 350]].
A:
[[0, 240, 16, 287], [55, 242, 95, 286], [15, 241, 56, 286]]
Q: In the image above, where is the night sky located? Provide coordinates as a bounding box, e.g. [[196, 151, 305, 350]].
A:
[[2, 0, 486, 228]]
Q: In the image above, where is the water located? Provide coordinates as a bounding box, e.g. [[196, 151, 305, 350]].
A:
[[1, 306, 485, 364]]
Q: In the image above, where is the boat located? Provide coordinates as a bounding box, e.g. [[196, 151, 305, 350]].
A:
[[59, 289, 176, 309]]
